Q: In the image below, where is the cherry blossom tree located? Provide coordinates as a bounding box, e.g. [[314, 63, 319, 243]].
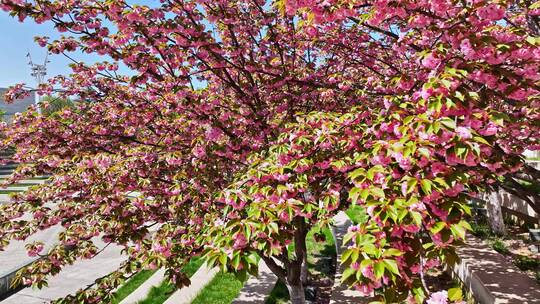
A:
[[0, 0, 538, 303]]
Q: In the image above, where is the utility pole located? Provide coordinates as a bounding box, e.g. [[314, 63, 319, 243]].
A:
[[27, 52, 49, 113]]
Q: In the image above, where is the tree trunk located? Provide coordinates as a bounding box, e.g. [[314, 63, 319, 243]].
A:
[[293, 216, 309, 286], [287, 282, 306, 304], [288, 216, 308, 303], [300, 249, 308, 285], [486, 191, 506, 236]]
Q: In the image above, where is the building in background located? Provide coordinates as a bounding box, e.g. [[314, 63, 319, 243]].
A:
[[0, 88, 35, 122]]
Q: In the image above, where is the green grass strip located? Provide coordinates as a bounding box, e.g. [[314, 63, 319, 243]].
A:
[[1, 183, 42, 187], [190, 272, 244, 304], [112, 270, 157, 304], [0, 177, 48, 180], [137, 256, 204, 304], [0, 190, 23, 194]]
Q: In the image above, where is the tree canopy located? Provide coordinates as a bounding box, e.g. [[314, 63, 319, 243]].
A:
[[0, 0, 538, 303]]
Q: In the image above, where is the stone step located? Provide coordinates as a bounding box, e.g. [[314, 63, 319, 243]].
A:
[[1, 240, 125, 304], [0, 165, 18, 170], [1, 180, 46, 185], [0, 225, 63, 299]]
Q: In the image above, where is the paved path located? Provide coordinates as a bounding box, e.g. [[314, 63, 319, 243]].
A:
[[330, 212, 370, 304], [233, 260, 277, 304], [0, 226, 63, 278], [2, 241, 124, 304], [119, 268, 166, 304], [163, 264, 217, 304], [452, 235, 540, 304]]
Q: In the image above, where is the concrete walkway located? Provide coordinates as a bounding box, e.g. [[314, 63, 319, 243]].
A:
[[233, 260, 277, 304], [330, 212, 369, 304], [2, 240, 124, 304], [452, 235, 540, 304], [162, 264, 218, 304], [119, 268, 166, 304], [0, 226, 63, 279]]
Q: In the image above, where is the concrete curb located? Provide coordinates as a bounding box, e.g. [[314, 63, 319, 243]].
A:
[[0, 258, 40, 300], [163, 264, 218, 304], [119, 268, 166, 304]]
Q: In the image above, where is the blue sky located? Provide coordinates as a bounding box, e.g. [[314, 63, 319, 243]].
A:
[[0, 1, 168, 89], [0, 13, 97, 89]]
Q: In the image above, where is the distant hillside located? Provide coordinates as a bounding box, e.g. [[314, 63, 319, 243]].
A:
[[0, 88, 35, 121]]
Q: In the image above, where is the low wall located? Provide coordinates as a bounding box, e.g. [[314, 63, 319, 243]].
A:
[[450, 236, 540, 304], [0, 259, 37, 300], [495, 191, 539, 225]]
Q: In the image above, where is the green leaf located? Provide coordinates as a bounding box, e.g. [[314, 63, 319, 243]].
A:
[[455, 91, 465, 101], [374, 261, 385, 279], [341, 249, 353, 264], [473, 136, 491, 145], [232, 254, 241, 269], [351, 249, 360, 263], [430, 222, 446, 234], [219, 253, 228, 266], [526, 36, 538, 45], [342, 232, 354, 246], [407, 179, 418, 194], [362, 244, 378, 256], [448, 287, 463, 301], [370, 187, 385, 199], [383, 259, 400, 275], [341, 267, 356, 282], [235, 270, 248, 282], [349, 168, 366, 180], [420, 179, 432, 194], [460, 220, 472, 231], [349, 187, 361, 203], [382, 248, 402, 257], [360, 259, 373, 272], [418, 147, 430, 158], [411, 211, 422, 225], [245, 253, 258, 265], [450, 223, 466, 239], [440, 117, 456, 130]]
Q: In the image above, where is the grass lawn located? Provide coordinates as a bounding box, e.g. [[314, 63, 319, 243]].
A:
[[137, 256, 204, 304], [191, 272, 244, 304], [112, 270, 157, 304]]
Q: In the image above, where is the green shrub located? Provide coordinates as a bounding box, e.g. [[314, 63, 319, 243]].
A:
[[503, 216, 517, 227], [471, 221, 491, 239], [535, 271, 540, 284], [491, 239, 510, 255], [514, 255, 540, 271]]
